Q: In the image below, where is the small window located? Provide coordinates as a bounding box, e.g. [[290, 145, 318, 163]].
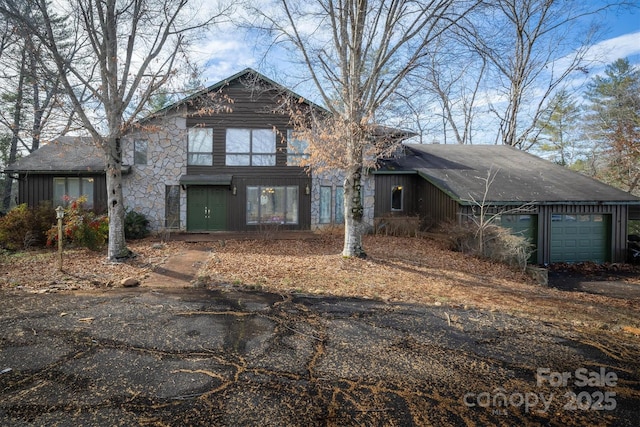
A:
[[319, 186, 332, 223], [165, 185, 180, 228], [286, 129, 310, 166], [134, 140, 148, 165], [335, 186, 344, 223], [391, 185, 403, 211], [188, 128, 213, 165]]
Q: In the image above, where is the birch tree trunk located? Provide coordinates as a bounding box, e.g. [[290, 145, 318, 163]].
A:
[[342, 164, 366, 258], [105, 137, 129, 259]]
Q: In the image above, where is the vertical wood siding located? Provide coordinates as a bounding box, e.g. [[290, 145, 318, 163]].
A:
[[184, 79, 312, 231], [18, 173, 107, 213], [374, 174, 419, 216], [537, 204, 628, 264], [228, 176, 312, 231], [417, 178, 461, 227]]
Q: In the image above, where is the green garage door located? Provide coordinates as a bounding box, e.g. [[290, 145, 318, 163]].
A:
[[550, 214, 609, 263]]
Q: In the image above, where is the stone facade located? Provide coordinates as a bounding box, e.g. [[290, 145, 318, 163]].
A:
[[311, 169, 375, 231], [121, 113, 375, 233], [121, 114, 187, 231]]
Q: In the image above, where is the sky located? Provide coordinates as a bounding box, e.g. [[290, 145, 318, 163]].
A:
[[193, 2, 640, 98]]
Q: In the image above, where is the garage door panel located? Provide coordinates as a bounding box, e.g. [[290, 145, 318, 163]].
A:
[[550, 214, 609, 263]]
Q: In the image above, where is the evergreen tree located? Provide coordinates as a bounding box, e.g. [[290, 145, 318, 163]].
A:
[[584, 58, 640, 194], [537, 90, 582, 166]]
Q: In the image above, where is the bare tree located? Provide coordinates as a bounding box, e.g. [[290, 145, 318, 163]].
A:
[[410, 27, 487, 145], [0, 12, 73, 211], [251, 0, 479, 257], [0, 0, 228, 260], [468, 0, 614, 149]]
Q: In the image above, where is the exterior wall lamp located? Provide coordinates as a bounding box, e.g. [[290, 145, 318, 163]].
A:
[[305, 183, 310, 195], [232, 185, 237, 196], [55, 206, 65, 271]]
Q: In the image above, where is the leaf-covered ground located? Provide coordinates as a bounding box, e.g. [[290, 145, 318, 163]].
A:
[[1, 234, 638, 331]]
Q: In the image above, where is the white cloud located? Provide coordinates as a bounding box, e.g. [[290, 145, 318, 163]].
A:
[[585, 31, 640, 65]]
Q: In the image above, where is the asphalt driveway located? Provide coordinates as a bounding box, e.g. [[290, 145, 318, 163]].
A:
[[1, 287, 638, 426]]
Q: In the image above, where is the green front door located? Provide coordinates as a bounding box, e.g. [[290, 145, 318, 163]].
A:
[[187, 187, 227, 231]]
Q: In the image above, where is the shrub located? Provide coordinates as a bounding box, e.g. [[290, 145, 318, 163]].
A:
[[443, 220, 533, 271], [374, 214, 420, 237], [0, 203, 55, 250], [46, 196, 108, 251], [124, 209, 150, 240]]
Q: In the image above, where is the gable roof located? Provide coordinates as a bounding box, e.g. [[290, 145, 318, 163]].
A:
[[377, 144, 640, 205], [4, 137, 105, 174], [142, 68, 327, 122]]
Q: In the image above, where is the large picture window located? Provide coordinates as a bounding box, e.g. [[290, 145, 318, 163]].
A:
[[226, 129, 276, 166], [246, 186, 298, 225], [188, 128, 213, 165], [53, 177, 95, 209]]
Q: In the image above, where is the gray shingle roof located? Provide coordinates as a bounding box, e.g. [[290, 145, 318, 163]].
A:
[[378, 144, 640, 204], [4, 137, 105, 173]]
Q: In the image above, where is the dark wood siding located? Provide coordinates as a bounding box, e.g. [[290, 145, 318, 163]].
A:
[[374, 174, 420, 216], [186, 81, 296, 170], [182, 79, 312, 231], [17, 173, 107, 213], [18, 173, 52, 208], [461, 203, 629, 264], [226, 176, 312, 231], [537, 204, 628, 264], [417, 178, 461, 228]]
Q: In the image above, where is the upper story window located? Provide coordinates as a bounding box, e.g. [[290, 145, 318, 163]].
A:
[[188, 127, 213, 166], [286, 129, 309, 166], [226, 128, 276, 166], [134, 140, 148, 165]]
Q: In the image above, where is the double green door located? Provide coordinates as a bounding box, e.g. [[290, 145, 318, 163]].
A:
[[187, 187, 227, 231]]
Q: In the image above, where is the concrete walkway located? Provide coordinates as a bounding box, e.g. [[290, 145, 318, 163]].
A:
[[141, 231, 316, 288], [142, 246, 212, 288]]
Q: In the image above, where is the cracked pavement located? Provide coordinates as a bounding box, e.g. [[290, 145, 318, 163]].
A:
[[1, 287, 638, 426]]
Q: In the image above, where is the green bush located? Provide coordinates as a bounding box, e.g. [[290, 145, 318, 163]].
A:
[[46, 196, 108, 251], [0, 203, 55, 250], [124, 209, 150, 240]]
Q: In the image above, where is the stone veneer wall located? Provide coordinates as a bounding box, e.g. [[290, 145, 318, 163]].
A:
[[121, 114, 187, 231], [310, 169, 375, 231]]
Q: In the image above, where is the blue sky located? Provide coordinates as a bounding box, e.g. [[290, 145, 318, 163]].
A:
[[194, 3, 640, 91]]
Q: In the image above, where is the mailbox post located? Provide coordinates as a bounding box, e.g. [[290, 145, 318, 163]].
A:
[[55, 206, 65, 271]]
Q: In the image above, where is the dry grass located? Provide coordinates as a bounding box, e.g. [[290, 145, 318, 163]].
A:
[[200, 234, 640, 329], [1, 234, 638, 330]]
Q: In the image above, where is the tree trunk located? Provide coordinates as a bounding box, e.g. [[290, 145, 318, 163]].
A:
[[342, 165, 366, 258], [104, 137, 129, 260], [2, 51, 25, 212]]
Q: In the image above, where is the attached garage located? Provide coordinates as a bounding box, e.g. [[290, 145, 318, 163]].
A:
[[550, 214, 609, 263], [375, 144, 640, 264]]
